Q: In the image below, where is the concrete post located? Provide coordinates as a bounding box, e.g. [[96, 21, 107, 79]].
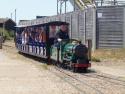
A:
[[87, 39, 92, 61], [92, 8, 96, 51], [0, 36, 3, 49], [123, 7, 125, 48]]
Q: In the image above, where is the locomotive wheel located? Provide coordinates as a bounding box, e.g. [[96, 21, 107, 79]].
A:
[[71, 66, 77, 73], [62, 60, 67, 69], [82, 68, 87, 73]]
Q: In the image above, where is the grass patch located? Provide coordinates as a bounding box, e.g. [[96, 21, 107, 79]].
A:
[[92, 48, 125, 61], [35, 63, 49, 70], [91, 57, 101, 62], [119, 77, 125, 81], [42, 64, 48, 70]]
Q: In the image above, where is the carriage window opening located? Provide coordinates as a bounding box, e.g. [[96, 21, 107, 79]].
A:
[[16, 28, 22, 44], [21, 28, 28, 44], [35, 27, 39, 42], [41, 26, 46, 42], [49, 25, 60, 45], [49, 25, 57, 38]]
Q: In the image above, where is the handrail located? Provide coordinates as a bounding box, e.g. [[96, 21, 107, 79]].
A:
[[75, 0, 85, 10], [69, 0, 94, 10]]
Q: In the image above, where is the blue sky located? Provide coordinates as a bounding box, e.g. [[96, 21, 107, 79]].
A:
[[0, 0, 73, 23]]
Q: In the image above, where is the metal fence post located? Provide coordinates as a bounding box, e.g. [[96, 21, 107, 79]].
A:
[[87, 39, 92, 61], [0, 36, 3, 49], [123, 7, 125, 48]]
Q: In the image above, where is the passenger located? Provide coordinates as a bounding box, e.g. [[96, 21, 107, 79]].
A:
[[56, 25, 69, 40], [31, 28, 36, 44], [49, 25, 56, 45], [21, 30, 25, 44], [28, 27, 35, 45], [35, 28, 40, 44], [28, 28, 33, 44], [39, 27, 46, 43], [38, 27, 43, 43]]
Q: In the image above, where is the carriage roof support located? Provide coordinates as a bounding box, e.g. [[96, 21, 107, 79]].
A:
[[15, 21, 69, 28]]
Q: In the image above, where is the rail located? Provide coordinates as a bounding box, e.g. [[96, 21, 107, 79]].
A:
[[50, 66, 104, 94]]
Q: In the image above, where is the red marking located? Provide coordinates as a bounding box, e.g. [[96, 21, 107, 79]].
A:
[[73, 63, 91, 68]]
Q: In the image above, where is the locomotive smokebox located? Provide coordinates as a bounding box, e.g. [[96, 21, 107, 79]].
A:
[[73, 44, 88, 58]]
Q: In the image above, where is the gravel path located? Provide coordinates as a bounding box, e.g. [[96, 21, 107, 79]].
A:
[[1, 41, 125, 94], [0, 50, 80, 94], [92, 65, 125, 78], [51, 66, 125, 94]]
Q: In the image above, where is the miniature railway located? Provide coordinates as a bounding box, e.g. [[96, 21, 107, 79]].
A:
[[51, 66, 125, 94], [81, 72, 125, 87], [2, 44, 103, 94], [52, 67, 125, 94], [3, 43, 125, 94], [51, 66, 104, 94]]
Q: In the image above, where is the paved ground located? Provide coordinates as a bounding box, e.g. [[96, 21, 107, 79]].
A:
[[0, 50, 79, 94]]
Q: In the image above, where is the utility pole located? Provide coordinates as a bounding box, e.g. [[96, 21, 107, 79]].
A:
[[74, 0, 75, 11], [57, 0, 59, 15], [11, 13, 13, 19], [65, 0, 67, 14], [57, 0, 68, 15], [15, 9, 17, 24], [114, 0, 117, 5], [101, 0, 103, 6], [60, 0, 63, 14]]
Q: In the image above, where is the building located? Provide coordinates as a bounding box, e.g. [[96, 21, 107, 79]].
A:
[[96, 5, 125, 49], [0, 18, 16, 31], [18, 0, 125, 49]]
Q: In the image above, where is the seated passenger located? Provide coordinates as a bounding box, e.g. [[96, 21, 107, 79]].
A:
[[49, 25, 56, 45], [56, 25, 69, 40]]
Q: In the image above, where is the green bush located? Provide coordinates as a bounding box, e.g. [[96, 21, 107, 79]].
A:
[[0, 28, 14, 40]]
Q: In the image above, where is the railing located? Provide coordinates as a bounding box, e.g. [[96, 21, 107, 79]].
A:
[[95, 0, 125, 6], [69, 0, 94, 10]]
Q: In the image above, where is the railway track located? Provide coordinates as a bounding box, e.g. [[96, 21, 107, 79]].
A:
[[3, 43, 100, 94], [81, 72, 125, 87], [3, 43, 125, 94], [50, 66, 125, 94], [3, 44, 95, 94], [50, 66, 104, 94]]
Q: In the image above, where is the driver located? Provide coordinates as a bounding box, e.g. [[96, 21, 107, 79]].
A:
[[56, 24, 69, 40]]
